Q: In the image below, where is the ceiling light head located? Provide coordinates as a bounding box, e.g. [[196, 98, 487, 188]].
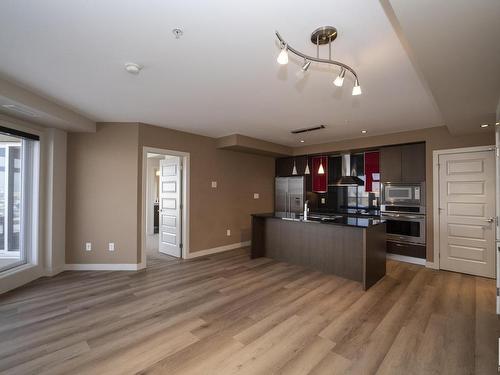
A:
[[333, 67, 346, 87], [318, 161, 325, 175], [277, 43, 289, 65], [352, 78, 362, 96], [361, 130, 367, 134], [480, 124, 489, 128], [124, 63, 142, 74], [301, 59, 311, 72]]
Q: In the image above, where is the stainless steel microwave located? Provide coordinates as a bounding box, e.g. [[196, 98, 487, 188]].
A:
[[381, 182, 425, 208]]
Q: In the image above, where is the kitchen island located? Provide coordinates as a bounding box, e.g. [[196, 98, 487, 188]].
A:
[[251, 213, 386, 290]]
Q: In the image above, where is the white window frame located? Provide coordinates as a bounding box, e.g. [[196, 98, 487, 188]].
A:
[[0, 115, 42, 294], [0, 142, 22, 260]]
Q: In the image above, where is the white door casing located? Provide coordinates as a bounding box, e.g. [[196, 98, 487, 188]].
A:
[[496, 127, 500, 314], [158, 157, 182, 257], [438, 149, 496, 278]]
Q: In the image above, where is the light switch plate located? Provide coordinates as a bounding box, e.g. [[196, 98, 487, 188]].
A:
[[211, 181, 217, 188], [226, 229, 231, 236], [85, 242, 92, 251], [109, 242, 115, 252], [253, 193, 260, 199], [321, 198, 326, 204]]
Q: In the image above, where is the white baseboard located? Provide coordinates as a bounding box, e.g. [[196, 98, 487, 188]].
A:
[[186, 241, 251, 259], [64, 263, 143, 271], [425, 261, 439, 270], [45, 265, 65, 277], [387, 253, 426, 266]]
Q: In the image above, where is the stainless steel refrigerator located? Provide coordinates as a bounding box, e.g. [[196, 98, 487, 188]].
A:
[[275, 176, 305, 218]]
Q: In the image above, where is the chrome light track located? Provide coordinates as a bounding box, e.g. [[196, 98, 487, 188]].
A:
[[275, 27, 362, 95]]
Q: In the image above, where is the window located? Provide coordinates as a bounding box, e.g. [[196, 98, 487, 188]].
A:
[[347, 176, 380, 209], [0, 128, 39, 273]]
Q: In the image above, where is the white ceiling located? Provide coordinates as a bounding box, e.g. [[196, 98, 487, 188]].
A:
[[386, 0, 500, 135], [0, 0, 449, 145]]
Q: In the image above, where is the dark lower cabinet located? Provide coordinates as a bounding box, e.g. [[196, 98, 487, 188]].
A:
[[251, 215, 387, 290], [387, 241, 426, 259], [153, 203, 159, 234]]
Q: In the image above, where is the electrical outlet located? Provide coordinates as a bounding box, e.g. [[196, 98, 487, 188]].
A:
[[108, 242, 115, 252], [85, 242, 92, 251], [211, 181, 217, 188], [253, 193, 260, 199], [226, 229, 231, 236]]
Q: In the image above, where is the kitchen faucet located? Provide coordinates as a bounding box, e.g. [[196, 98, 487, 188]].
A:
[[303, 200, 309, 221]]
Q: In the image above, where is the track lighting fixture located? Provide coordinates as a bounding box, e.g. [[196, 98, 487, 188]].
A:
[[277, 42, 289, 65], [318, 160, 325, 175], [352, 78, 362, 96], [304, 161, 310, 175], [301, 59, 311, 72], [333, 67, 346, 87], [275, 26, 361, 95]]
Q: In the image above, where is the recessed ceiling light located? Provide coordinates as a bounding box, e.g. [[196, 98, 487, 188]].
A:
[[480, 124, 489, 128], [361, 130, 367, 134], [299, 139, 305, 143], [124, 63, 142, 74]]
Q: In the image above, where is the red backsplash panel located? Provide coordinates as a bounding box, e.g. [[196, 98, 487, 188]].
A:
[[364, 151, 379, 192]]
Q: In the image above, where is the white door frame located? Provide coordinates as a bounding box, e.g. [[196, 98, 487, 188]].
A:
[[141, 147, 190, 266], [432, 145, 496, 270]]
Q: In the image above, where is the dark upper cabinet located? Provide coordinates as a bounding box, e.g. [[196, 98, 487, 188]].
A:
[[380, 146, 403, 183], [275, 156, 309, 177], [401, 143, 425, 183], [328, 156, 342, 184], [380, 143, 425, 183]]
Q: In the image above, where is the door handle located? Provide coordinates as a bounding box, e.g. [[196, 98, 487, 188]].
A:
[[484, 217, 495, 223]]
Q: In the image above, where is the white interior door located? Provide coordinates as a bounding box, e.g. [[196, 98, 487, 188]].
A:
[[439, 150, 496, 278], [158, 156, 182, 257]]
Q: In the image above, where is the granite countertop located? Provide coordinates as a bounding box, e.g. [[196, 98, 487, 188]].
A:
[[252, 213, 385, 228]]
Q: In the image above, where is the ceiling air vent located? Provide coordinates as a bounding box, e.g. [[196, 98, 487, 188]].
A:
[[291, 125, 326, 134], [1, 104, 40, 117]]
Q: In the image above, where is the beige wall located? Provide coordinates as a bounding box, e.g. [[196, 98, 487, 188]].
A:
[[66, 122, 492, 264], [138, 123, 275, 256], [66, 122, 275, 264], [293, 126, 495, 262], [66, 123, 139, 264]]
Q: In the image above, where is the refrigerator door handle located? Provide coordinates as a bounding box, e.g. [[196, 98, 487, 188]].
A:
[[285, 192, 289, 215]]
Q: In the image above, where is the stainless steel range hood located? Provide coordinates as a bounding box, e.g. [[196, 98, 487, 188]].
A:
[[330, 153, 364, 186]]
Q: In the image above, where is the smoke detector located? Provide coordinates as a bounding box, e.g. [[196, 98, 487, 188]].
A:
[[124, 63, 142, 74], [172, 28, 183, 39]]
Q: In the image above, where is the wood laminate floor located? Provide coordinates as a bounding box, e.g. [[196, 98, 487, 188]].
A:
[[0, 248, 498, 374]]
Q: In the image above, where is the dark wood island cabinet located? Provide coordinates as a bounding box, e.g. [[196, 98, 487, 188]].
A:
[[251, 214, 387, 290]]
